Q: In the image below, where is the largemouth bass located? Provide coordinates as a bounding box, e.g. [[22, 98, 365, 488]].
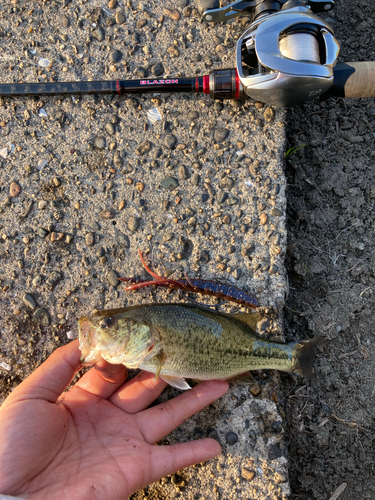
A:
[[78, 303, 318, 390]]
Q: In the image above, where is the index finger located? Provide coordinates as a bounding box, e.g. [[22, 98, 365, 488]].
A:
[[2, 340, 81, 408]]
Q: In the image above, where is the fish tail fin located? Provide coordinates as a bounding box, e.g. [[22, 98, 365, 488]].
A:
[[291, 338, 322, 379]]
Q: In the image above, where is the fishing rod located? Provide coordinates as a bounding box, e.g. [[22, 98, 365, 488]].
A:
[[0, 0, 374, 106]]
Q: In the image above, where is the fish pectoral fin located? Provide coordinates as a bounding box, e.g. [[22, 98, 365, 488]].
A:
[[226, 371, 257, 385], [153, 354, 164, 381], [161, 375, 191, 391], [233, 312, 261, 331]]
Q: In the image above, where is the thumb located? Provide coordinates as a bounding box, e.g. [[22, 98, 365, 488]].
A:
[[3, 340, 82, 407]]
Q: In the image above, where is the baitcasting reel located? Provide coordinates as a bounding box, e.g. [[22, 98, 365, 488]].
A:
[[199, 0, 340, 106]]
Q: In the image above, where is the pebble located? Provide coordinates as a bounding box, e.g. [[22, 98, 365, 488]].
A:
[[222, 215, 231, 224], [108, 0, 117, 8], [32, 275, 42, 287], [33, 307, 51, 327], [94, 136, 106, 150], [214, 128, 229, 142], [38, 200, 47, 210], [99, 209, 115, 220], [0, 362, 11, 372], [23, 293, 36, 310], [271, 207, 283, 216], [105, 122, 115, 135], [115, 12, 125, 24], [89, 221, 101, 231], [268, 443, 283, 460], [9, 182, 21, 198], [151, 62, 164, 76], [136, 140, 152, 156], [260, 213, 268, 225], [219, 176, 234, 189], [46, 271, 62, 287], [38, 228, 48, 239], [128, 216, 140, 232], [86, 233, 95, 246], [164, 134, 177, 149], [164, 8, 181, 21], [107, 270, 120, 287], [160, 176, 178, 191], [134, 67, 147, 78], [263, 107, 275, 122], [241, 468, 256, 481], [179, 165, 189, 180], [117, 232, 130, 248], [191, 173, 200, 186], [109, 50, 122, 63], [92, 27, 105, 42], [226, 431, 238, 445]]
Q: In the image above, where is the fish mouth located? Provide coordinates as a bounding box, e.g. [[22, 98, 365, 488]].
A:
[[78, 317, 102, 365]]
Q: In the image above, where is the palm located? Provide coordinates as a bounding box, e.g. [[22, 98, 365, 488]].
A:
[[0, 341, 228, 500]]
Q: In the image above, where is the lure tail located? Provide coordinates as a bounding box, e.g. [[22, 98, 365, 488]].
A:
[[291, 338, 322, 379]]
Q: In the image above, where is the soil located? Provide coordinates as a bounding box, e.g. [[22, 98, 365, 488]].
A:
[[283, 1, 375, 498]]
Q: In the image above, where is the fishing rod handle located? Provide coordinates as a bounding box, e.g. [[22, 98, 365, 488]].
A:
[[336, 62, 375, 98], [321, 61, 375, 100]]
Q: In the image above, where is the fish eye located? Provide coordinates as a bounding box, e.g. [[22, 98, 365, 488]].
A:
[[100, 317, 114, 329]]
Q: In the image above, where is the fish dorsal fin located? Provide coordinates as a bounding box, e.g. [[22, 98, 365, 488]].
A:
[[233, 312, 261, 330], [226, 371, 257, 385]]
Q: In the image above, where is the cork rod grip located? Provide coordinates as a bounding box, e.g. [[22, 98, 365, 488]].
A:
[[337, 61, 375, 98]]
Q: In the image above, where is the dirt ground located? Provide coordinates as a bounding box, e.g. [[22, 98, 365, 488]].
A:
[[283, 1, 375, 498]]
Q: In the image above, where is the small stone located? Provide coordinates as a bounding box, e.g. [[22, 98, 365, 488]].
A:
[[222, 215, 231, 224], [179, 165, 189, 180], [10, 182, 21, 198], [226, 431, 238, 445], [52, 177, 61, 187], [164, 8, 181, 20], [191, 173, 200, 186], [250, 383, 261, 396], [219, 176, 234, 189], [160, 176, 178, 191], [268, 443, 283, 460], [187, 217, 197, 226], [134, 66, 147, 78], [118, 200, 126, 210], [271, 207, 283, 216], [32, 275, 42, 287], [38, 200, 47, 210], [94, 136, 106, 150], [128, 216, 140, 232], [136, 182, 145, 193], [109, 49, 122, 63], [108, 0, 117, 8], [260, 213, 268, 225], [23, 293, 36, 310], [38, 228, 49, 239], [33, 307, 51, 327], [263, 107, 275, 122], [89, 221, 101, 231], [65, 234, 73, 244], [107, 270, 120, 287], [151, 62, 164, 76], [105, 122, 115, 135], [46, 271, 62, 287], [99, 209, 115, 220], [117, 232, 130, 248], [92, 27, 105, 42], [164, 134, 177, 149], [241, 468, 256, 482], [86, 233, 95, 246], [136, 140, 152, 156], [115, 12, 125, 24], [214, 128, 229, 142]]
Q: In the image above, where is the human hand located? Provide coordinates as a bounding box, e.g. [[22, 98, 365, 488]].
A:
[[0, 340, 229, 500]]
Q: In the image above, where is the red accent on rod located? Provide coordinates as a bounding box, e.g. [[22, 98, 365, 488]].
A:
[[203, 75, 210, 94], [195, 77, 199, 93], [116, 80, 120, 94], [235, 70, 240, 100]]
